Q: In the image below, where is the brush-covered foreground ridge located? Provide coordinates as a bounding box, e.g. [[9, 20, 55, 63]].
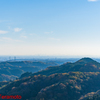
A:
[[0, 58, 100, 100]]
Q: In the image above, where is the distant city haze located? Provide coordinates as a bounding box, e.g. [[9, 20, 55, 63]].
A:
[[0, 0, 100, 57]]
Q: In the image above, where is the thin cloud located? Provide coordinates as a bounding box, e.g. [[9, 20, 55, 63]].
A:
[[44, 31, 53, 34], [0, 30, 8, 34], [20, 35, 27, 39], [2, 37, 12, 41], [49, 37, 60, 41], [29, 33, 36, 36], [88, 0, 98, 2], [14, 28, 22, 32], [0, 20, 10, 23], [1, 37, 23, 42]]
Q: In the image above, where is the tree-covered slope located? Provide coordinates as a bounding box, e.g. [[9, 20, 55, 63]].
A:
[[0, 61, 58, 81], [20, 57, 100, 78], [79, 90, 100, 100], [1, 72, 100, 100], [1, 58, 100, 100]]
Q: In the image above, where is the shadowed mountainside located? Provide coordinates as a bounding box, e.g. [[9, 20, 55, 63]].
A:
[[1, 58, 100, 100], [0, 61, 58, 81], [1, 72, 100, 100], [20, 57, 100, 79]]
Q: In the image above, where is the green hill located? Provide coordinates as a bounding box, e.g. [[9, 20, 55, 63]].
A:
[[1, 72, 100, 100], [1, 58, 100, 100], [20, 57, 100, 78], [0, 61, 58, 81]]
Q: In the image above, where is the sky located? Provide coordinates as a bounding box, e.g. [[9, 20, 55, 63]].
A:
[[0, 0, 100, 57]]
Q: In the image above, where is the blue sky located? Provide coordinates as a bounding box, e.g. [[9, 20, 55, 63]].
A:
[[0, 0, 100, 57]]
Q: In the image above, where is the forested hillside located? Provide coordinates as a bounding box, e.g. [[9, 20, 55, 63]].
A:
[[20, 58, 100, 78], [1, 72, 100, 100], [1, 58, 100, 100], [0, 61, 58, 81]]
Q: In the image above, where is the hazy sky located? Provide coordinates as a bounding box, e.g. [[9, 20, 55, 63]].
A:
[[0, 0, 100, 57]]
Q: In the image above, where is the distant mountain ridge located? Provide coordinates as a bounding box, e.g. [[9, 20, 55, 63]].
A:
[[0, 61, 58, 81], [20, 57, 100, 78], [75, 57, 99, 64], [1, 57, 100, 100]]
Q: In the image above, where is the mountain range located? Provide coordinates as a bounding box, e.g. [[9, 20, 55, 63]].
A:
[[20, 57, 100, 78], [0, 61, 58, 81], [0, 57, 100, 100]]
